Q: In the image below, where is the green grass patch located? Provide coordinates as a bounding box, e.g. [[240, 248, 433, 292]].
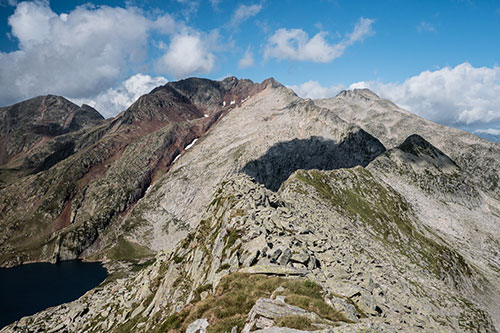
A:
[[130, 258, 156, 272], [173, 254, 184, 264], [222, 229, 242, 255], [158, 273, 349, 333], [107, 236, 153, 261], [217, 263, 231, 272], [275, 315, 316, 330]]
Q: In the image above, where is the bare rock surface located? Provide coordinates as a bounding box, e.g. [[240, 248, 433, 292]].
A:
[[126, 79, 384, 254], [315, 89, 500, 200]]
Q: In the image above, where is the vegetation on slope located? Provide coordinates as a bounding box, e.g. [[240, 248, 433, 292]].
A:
[[157, 272, 348, 333], [293, 167, 474, 287]]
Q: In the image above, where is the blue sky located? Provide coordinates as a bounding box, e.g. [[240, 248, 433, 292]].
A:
[[0, 0, 499, 136]]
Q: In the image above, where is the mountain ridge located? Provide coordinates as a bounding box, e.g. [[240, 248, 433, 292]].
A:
[[1, 77, 499, 332]]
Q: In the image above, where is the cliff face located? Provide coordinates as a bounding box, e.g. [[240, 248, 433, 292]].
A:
[[1, 77, 500, 332]]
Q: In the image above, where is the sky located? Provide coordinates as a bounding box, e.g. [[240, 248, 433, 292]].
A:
[[0, 0, 499, 137]]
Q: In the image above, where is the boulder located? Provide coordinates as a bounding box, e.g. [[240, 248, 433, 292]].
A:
[[186, 318, 209, 333]]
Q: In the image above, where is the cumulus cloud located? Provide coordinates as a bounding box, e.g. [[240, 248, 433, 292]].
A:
[[287, 81, 344, 99], [238, 48, 255, 68], [474, 128, 500, 136], [155, 32, 216, 78], [417, 21, 436, 33], [264, 17, 374, 63], [73, 73, 168, 118], [230, 4, 262, 28], [0, 1, 174, 106], [350, 63, 500, 128]]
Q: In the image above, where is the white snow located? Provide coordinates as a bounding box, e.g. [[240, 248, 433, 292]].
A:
[[223, 101, 226, 107], [204, 114, 209, 118], [173, 154, 181, 163], [185, 138, 198, 150], [230, 100, 236, 105]]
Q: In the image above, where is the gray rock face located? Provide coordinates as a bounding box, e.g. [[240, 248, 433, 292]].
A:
[[242, 297, 322, 332], [186, 318, 209, 333], [125, 79, 385, 255], [315, 89, 500, 200], [241, 133, 385, 191], [316, 91, 500, 329]]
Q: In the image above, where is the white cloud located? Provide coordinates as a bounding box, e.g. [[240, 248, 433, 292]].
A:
[[287, 81, 344, 100], [0, 0, 18, 7], [8, 0, 55, 47], [210, 0, 221, 8], [230, 4, 262, 28], [474, 128, 500, 136], [175, 0, 200, 19], [346, 17, 375, 43], [73, 73, 168, 118], [0, 1, 174, 106], [238, 48, 254, 68], [417, 21, 436, 33], [155, 32, 216, 78], [264, 17, 374, 63], [350, 63, 500, 127]]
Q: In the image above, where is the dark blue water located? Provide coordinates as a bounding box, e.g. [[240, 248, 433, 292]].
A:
[[0, 260, 107, 329]]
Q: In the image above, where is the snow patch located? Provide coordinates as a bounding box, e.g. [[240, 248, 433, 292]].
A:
[[230, 100, 236, 105], [185, 138, 198, 150], [173, 154, 181, 163], [204, 114, 209, 118], [223, 101, 226, 107]]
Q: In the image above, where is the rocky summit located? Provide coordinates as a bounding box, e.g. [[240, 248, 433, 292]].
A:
[[1, 77, 499, 332]]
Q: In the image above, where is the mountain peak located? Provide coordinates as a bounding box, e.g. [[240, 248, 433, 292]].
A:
[[335, 88, 379, 101], [389, 133, 460, 171], [0, 95, 104, 165], [399, 134, 447, 158], [261, 77, 285, 89]]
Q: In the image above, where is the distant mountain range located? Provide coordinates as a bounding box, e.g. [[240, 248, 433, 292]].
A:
[[1, 77, 499, 332], [473, 130, 500, 143]]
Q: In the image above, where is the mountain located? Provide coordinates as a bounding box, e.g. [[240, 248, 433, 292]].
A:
[[473, 131, 500, 143], [0, 77, 262, 266], [1, 78, 500, 332], [315, 89, 500, 201], [0, 95, 103, 168]]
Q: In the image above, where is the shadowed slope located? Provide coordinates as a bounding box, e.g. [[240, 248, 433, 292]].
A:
[[241, 132, 385, 191]]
